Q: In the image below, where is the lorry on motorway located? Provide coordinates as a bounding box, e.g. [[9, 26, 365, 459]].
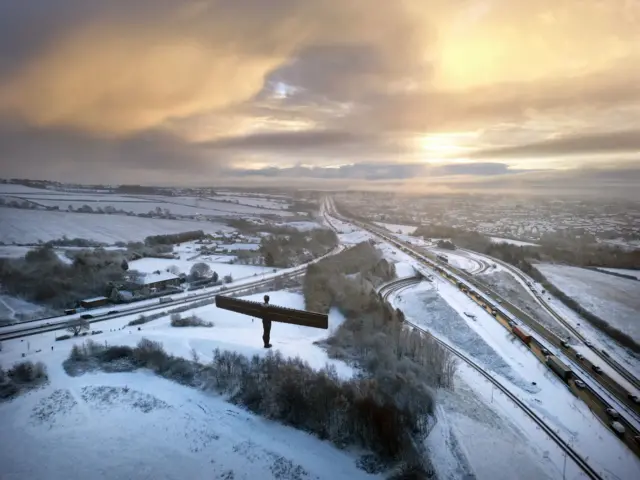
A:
[[512, 326, 532, 345], [158, 296, 174, 304], [547, 355, 572, 382]]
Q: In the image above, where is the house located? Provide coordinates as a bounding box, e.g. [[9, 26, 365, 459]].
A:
[[133, 271, 180, 291], [80, 296, 109, 309]]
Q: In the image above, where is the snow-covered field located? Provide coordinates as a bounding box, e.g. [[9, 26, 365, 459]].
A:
[[536, 264, 640, 344], [374, 222, 418, 235], [0, 290, 370, 480], [490, 237, 540, 247], [0, 208, 232, 244], [213, 194, 289, 210], [129, 256, 276, 281]]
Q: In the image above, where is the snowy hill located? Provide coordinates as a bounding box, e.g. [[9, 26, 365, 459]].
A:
[[0, 291, 373, 480]]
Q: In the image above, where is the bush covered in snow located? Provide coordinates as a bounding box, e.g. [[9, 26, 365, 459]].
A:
[[170, 313, 213, 328], [63, 337, 430, 467], [259, 228, 338, 268], [303, 241, 455, 474], [0, 360, 48, 400]]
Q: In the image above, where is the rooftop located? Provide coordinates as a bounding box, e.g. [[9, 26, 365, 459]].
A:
[[135, 271, 180, 285]]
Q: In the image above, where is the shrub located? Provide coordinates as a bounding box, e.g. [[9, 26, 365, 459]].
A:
[[170, 313, 213, 328], [7, 360, 47, 383]]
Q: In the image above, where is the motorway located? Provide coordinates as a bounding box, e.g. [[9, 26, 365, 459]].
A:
[[377, 277, 603, 480], [325, 197, 640, 459], [458, 246, 640, 392]]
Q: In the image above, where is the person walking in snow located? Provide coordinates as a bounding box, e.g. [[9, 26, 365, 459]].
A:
[[262, 294, 272, 348]]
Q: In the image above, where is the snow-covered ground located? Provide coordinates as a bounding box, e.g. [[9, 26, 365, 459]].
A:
[[217, 243, 260, 251], [374, 222, 418, 235], [213, 194, 290, 210], [0, 290, 372, 480], [0, 295, 50, 323], [595, 268, 640, 280], [277, 221, 323, 231], [129, 257, 276, 282], [536, 264, 640, 344], [0, 208, 233, 244], [490, 237, 540, 247], [392, 279, 640, 480]]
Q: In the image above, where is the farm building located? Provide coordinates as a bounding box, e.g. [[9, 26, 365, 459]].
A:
[[133, 271, 180, 291], [80, 296, 109, 309]]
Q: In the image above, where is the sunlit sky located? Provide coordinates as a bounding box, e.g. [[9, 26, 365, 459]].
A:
[[0, 0, 639, 195]]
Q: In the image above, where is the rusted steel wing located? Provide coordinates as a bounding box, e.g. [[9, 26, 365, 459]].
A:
[[215, 295, 328, 329]]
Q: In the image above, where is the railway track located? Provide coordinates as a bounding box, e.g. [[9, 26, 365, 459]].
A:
[[325, 198, 640, 458], [461, 247, 640, 392], [376, 275, 603, 479]]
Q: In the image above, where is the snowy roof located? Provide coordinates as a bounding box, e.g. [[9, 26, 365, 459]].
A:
[[136, 271, 179, 285], [82, 296, 108, 302]]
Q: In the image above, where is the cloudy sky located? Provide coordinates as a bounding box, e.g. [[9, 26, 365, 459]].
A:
[[0, 0, 639, 195]]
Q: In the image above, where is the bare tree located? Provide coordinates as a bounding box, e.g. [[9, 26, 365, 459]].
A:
[[66, 318, 90, 337]]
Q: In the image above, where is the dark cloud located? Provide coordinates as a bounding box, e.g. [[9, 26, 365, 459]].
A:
[[0, 121, 219, 182], [224, 161, 524, 180], [469, 130, 640, 159]]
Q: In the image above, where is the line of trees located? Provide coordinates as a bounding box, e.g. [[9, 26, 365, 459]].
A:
[[144, 230, 206, 246]]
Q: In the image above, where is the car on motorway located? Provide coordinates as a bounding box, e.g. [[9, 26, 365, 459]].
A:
[[575, 352, 585, 360], [560, 340, 569, 348], [585, 340, 594, 348], [592, 365, 603, 374], [80, 314, 93, 320], [606, 408, 620, 419], [601, 349, 610, 358], [540, 347, 550, 356], [107, 310, 118, 315], [575, 379, 586, 389], [611, 421, 626, 437], [628, 394, 640, 404]]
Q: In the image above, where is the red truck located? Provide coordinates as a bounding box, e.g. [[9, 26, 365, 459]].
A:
[[512, 326, 532, 345]]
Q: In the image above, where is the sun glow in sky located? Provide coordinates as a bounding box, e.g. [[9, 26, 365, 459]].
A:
[[0, 0, 639, 195]]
